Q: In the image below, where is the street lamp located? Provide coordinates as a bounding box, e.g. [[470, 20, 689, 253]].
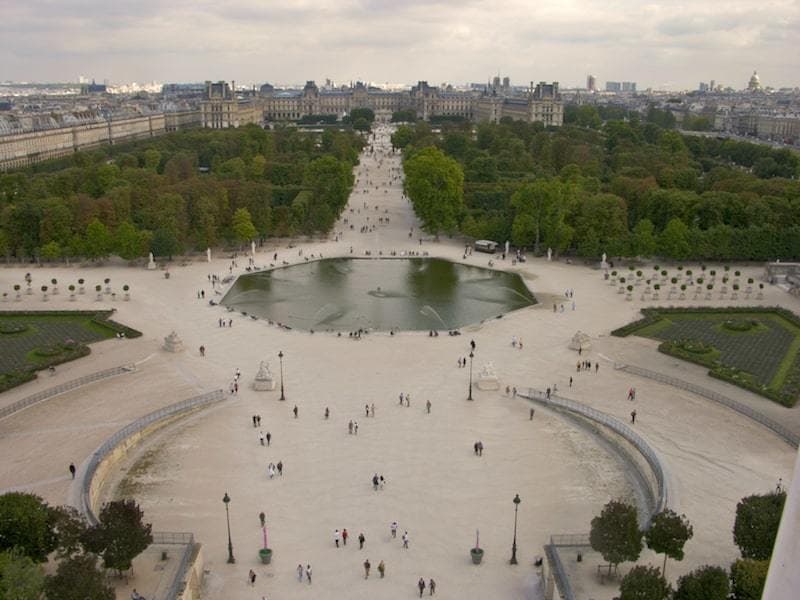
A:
[[278, 350, 285, 401], [510, 493, 521, 565], [223, 492, 235, 564], [467, 350, 475, 401]]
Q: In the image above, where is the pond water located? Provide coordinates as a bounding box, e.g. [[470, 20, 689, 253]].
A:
[[222, 257, 535, 331]]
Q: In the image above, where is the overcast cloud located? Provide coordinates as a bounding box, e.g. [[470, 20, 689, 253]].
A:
[[2, 0, 797, 90]]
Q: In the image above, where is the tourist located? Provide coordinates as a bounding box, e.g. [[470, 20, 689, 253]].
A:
[[631, 410, 637, 424], [297, 564, 304, 582], [371, 403, 376, 417], [477, 441, 484, 456], [429, 578, 436, 595], [530, 408, 535, 420], [403, 531, 409, 548], [249, 569, 256, 585], [399, 392, 404, 405], [199, 345, 205, 356], [277, 461, 283, 475], [268, 463, 275, 479], [378, 559, 385, 578], [293, 405, 298, 418], [418, 577, 426, 596], [364, 558, 371, 578], [259, 511, 266, 527], [306, 564, 312, 584], [259, 431, 264, 446], [365, 404, 370, 417], [325, 407, 330, 419], [342, 528, 348, 546], [334, 529, 341, 547], [569, 376, 573, 387], [373, 474, 379, 491], [68, 463, 76, 479], [348, 420, 354, 434], [354, 421, 359, 434], [266, 432, 271, 446], [426, 399, 431, 414]]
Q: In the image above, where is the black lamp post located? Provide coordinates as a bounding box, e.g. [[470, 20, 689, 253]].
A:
[[467, 350, 474, 401], [223, 492, 235, 564], [510, 493, 521, 565], [278, 350, 285, 401]]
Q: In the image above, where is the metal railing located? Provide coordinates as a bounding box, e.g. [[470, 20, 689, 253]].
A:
[[522, 388, 668, 515], [79, 389, 225, 600], [80, 389, 225, 524], [617, 364, 800, 448], [521, 389, 669, 600], [0, 364, 136, 422]]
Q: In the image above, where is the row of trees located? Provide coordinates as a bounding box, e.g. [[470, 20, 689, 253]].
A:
[[589, 489, 786, 599], [0, 492, 152, 599], [0, 124, 362, 260], [395, 117, 800, 260]]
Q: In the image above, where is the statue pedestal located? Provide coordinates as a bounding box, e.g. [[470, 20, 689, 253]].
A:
[[163, 331, 184, 353], [253, 362, 276, 391], [476, 362, 500, 391], [147, 260, 157, 270], [569, 331, 592, 351]]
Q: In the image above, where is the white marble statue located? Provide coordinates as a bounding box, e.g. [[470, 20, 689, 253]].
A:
[[206, 247, 212, 262], [477, 362, 500, 391], [147, 252, 156, 270], [251, 241, 256, 257], [547, 248, 552, 261]]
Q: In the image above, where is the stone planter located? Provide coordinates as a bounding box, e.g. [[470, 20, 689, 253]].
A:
[[259, 548, 272, 564], [470, 548, 484, 565]]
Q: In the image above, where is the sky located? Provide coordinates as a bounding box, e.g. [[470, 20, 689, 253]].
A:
[[2, 0, 798, 90]]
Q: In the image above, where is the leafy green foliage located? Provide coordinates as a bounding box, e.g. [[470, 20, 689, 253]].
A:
[[232, 207, 257, 243], [43, 553, 114, 600], [645, 509, 693, 575], [404, 147, 464, 236], [0, 549, 45, 599], [733, 491, 786, 560], [83, 500, 152, 572], [0, 493, 59, 562], [729, 558, 769, 600], [618, 565, 671, 600], [589, 500, 643, 571], [674, 565, 730, 600]]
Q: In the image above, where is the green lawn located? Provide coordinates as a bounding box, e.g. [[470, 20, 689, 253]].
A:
[[613, 307, 800, 407], [0, 311, 140, 392]]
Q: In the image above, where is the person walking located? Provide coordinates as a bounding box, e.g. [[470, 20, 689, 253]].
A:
[[390, 521, 398, 538], [363, 558, 371, 579], [325, 407, 330, 419], [334, 529, 341, 548], [259, 431, 265, 446], [265, 431, 271, 446], [69, 463, 76, 479], [277, 460, 283, 476], [354, 421, 359, 434], [371, 402, 376, 417], [293, 405, 299, 418], [530, 408, 535, 420], [378, 560, 385, 578], [373, 474, 379, 490], [348, 420, 354, 434], [297, 564, 304, 582], [248, 569, 256, 586], [429, 578, 436, 595], [631, 410, 637, 424], [342, 528, 348, 546], [259, 511, 266, 527], [426, 399, 431, 414], [306, 564, 312, 584], [365, 404, 370, 417], [418, 577, 426, 597], [358, 532, 366, 549], [402, 531, 409, 548]]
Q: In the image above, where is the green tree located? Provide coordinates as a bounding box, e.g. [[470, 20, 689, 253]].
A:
[[404, 146, 464, 237], [733, 491, 785, 560], [645, 509, 693, 576], [232, 207, 257, 245], [0, 493, 59, 562], [349, 108, 375, 123], [114, 221, 148, 260], [632, 219, 658, 257], [83, 218, 113, 260], [150, 228, 181, 259], [40, 241, 62, 261], [142, 148, 161, 171], [43, 553, 114, 600], [391, 125, 415, 150], [729, 558, 769, 600], [618, 565, 671, 600], [83, 500, 152, 573], [674, 565, 730, 600], [510, 179, 574, 254], [0, 549, 45, 599], [589, 500, 643, 574], [658, 218, 691, 260]]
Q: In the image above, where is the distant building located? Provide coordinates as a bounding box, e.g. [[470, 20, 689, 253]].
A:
[[200, 81, 261, 129], [605, 81, 621, 92], [698, 82, 709, 92], [621, 81, 637, 93], [80, 80, 107, 94], [586, 74, 596, 92], [748, 70, 762, 92]]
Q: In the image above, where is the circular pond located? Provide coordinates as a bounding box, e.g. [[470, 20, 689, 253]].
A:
[[222, 257, 535, 331]]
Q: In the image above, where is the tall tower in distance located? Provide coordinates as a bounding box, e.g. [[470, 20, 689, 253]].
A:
[[586, 74, 596, 92]]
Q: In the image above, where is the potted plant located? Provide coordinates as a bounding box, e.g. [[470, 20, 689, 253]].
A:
[[123, 284, 130, 300], [13, 284, 20, 300], [41, 285, 48, 301], [68, 284, 76, 300], [471, 530, 484, 565], [51, 278, 59, 295], [104, 278, 111, 294], [78, 278, 85, 294], [626, 284, 633, 300], [95, 284, 102, 300], [259, 526, 272, 564]]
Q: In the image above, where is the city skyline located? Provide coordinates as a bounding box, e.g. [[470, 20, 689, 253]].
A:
[[2, 0, 798, 90]]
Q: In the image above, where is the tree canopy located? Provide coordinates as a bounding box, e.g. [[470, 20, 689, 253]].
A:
[[589, 500, 643, 573], [618, 565, 671, 600], [673, 565, 730, 600], [0, 493, 60, 562], [83, 500, 152, 573], [404, 146, 465, 236], [733, 490, 785, 560], [645, 509, 693, 575]]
